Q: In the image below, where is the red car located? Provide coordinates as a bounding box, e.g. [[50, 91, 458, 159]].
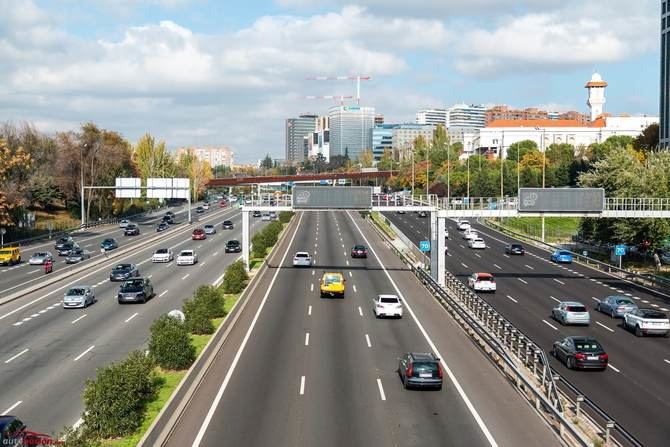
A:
[[351, 245, 368, 258], [219, 200, 228, 208], [192, 229, 206, 240]]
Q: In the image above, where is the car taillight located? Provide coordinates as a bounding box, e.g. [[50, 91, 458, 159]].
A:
[[406, 365, 413, 377], [437, 364, 443, 379], [575, 353, 586, 360], [599, 353, 608, 361]]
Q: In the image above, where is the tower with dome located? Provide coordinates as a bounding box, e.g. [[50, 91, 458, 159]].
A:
[[585, 72, 608, 122]]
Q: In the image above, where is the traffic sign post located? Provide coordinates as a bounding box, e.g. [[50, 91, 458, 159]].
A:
[[419, 240, 431, 252], [615, 244, 626, 269], [0, 228, 5, 247]]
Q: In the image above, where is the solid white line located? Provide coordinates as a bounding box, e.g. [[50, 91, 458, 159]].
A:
[[524, 265, 534, 270], [74, 345, 95, 362], [353, 285, 357, 293], [461, 262, 469, 268], [608, 364, 620, 373], [300, 376, 306, 395], [5, 349, 29, 364], [549, 296, 561, 303], [376, 378, 387, 401], [71, 314, 87, 324], [493, 264, 501, 270], [542, 319, 558, 331], [347, 212, 497, 446], [182, 274, 190, 280], [125, 312, 139, 323], [365, 334, 372, 348], [506, 295, 518, 303], [2, 401, 22, 414], [192, 212, 304, 447], [553, 279, 565, 285], [596, 321, 615, 333], [308, 305, 312, 316], [518, 278, 528, 284], [305, 332, 310, 346], [358, 306, 363, 316]]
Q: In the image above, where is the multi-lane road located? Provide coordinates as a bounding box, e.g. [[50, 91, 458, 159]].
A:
[[155, 210, 560, 447], [0, 203, 269, 434], [385, 211, 670, 447]]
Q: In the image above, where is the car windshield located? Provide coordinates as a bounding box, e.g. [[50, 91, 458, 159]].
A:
[[567, 305, 587, 312], [121, 280, 144, 290], [227, 241, 240, 246], [69, 250, 82, 255], [66, 288, 85, 296], [380, 297, 399, 304], [33, 253, 47, 257], [113, 264, 131, 271], [574, 340, 602, 352], [324, 275, 341, 285], [295, 253, 309, 258], [205, 225, 213, 229], [103, 239, 114, 244], [224, 221, 232, 225], [412, 362, 438, 374], [615, 298, 634, 305]]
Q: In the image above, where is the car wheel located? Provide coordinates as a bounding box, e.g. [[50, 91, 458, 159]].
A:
[[635, 326, 643, 337], [610, 309, 616, 318], [566, 356, 574, 370], [663, 332, 670, 338]]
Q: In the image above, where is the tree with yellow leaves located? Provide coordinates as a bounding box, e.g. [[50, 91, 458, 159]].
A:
[[0, 139, 32, 226]]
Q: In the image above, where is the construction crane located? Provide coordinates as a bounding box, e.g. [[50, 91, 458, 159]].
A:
[[306, 75, 371, 105], [303, 95, 353, 105]]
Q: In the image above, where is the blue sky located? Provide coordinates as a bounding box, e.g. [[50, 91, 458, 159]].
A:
[[0, 0, 660, 162]]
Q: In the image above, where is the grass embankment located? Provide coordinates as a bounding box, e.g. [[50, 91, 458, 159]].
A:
[[370, 212, 395, 239], [491, 216, 580, 244]]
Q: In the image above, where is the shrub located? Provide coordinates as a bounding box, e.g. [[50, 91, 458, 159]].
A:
[[58, 426, 100, 447], [264, 221, 283, 246], [148, 314, 196, 370], [193, 285, 226, 319], [251, 231, 268, 258], [184, 299, 215, 335], [279, 211, 294, 223], [82, 351, 157, 439], [222, 260, 249, 294]]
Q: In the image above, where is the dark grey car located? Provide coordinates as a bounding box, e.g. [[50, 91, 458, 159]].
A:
[[117, 277, 154, 304], [398, 352, 443, 390], [110, 263, 139, 281], [65, 248, 91, 264], [57, 242, 79, 256]]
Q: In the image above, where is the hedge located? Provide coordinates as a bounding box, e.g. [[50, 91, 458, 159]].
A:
[[148, 314, 196, 370], [222, 260, 249, 294], [184, 299, 215, 335], [278, 211, 294, 223]]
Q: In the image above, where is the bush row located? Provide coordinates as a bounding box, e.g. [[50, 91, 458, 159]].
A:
[[252, 220, 284, 258]]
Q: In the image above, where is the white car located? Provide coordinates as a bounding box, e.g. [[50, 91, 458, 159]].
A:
[[468, 273, 496, 292], [269, 211, 277, 220], [292, 251, 312, 267], [202, 203, 210, 210], [119, 219, 130, 228], [152, 248, 174, 263], [261, 213, 271, 221], [623, 308, 670, 337], [468, 238, 486, 249], [373, 294, 403, 318], [463, 230, 479, 241], [176, 250, 198, 265], [204, 224, 216, 234], [457, 220, 471, 231]]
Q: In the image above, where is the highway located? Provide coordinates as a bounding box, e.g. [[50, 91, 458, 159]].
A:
[[0, 204, 270, 434], [385, 211, 670, 447], [157, 211, 560, 447]]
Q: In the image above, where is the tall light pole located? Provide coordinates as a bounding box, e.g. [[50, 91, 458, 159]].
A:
[[500, 130, 504, 198], [447, 142, 451, 201], [516, 141, 520, 194], [425, 144, 430, 196], [80, 143, 87, 227], [411, 150, 415, 197]]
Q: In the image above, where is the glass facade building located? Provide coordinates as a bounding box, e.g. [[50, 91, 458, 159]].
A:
[[285, 114, 318, 163], [371, 125, 394, 160], [662, 0, 670, 147], [328, 105, 375, 160]]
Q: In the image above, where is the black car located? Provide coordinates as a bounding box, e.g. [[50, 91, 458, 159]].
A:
[[417, 211, 428, 218], [351, 245, 367, 258], [162, 215, 175, 224], [117, 277, 154, 304], [165, 211, 175, 218], [222, 220, 234, 230], [225, 240, 242, 253], [505, 243, 525, 255], [398, 352, 443, 390], [552, 336, 608, 370], [65, 248, 91, 264], [196, 206, 204, 214], [156, 222, 169, 232], [124, 223, 140, 236], [252, 210, 262, 217], [57, 242, 79, 256], [54, 236, 74, 250], [109, 263, 139, 281]]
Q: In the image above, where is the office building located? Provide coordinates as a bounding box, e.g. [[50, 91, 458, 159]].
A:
[[485, 106, 589, 126], [175, 146, 234, 167], [416, 109, 448, 127], [375, 114, 385, 125], [663, 0, 670, 147], [285, 114, 318, 163], [371, 125, 394, 160], [448, 104, 486, 128], [328, 105, 375, 160], [392, 124, 435, 161]]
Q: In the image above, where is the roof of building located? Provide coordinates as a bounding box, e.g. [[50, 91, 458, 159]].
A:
[[585, 72, 608, 88], [487, 118, 607, 129]]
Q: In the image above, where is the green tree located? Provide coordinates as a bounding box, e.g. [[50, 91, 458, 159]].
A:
[[222, 260, 249, 294], [261, 154, 273, 170], [133, 133, 174, 182], [634, 123, 659, 153], [148, 314, 196, 370]]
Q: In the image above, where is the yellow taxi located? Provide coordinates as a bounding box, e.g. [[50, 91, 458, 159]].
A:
[[320, 272, 346, 298], [0, 247, 21, 266]]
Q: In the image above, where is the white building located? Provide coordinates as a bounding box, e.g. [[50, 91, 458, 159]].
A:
[[306, 116, 330, 161], [392, 124, 435, 161], [329, 105, 375, 160], [175, 146, 234, 167], [447, 103, 487, 128], [416, 109, 448, 127], [586, 72, 607, 121]]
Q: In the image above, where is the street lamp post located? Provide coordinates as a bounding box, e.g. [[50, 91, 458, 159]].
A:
[[80, 143, 88, 227], [411, 151, 415, 197], [500, 130, 505, 198], [426, 145, 430, 196]]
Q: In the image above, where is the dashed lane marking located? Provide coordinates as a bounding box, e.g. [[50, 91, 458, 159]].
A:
[[542, 319, 558, 331], [553, 279, 565, 285], [4, 349, 29, 364], [506, 295, 518, 303], [608, 364, 620, 373], [518, 278, 528, 285], [71, 314, 87, 324]]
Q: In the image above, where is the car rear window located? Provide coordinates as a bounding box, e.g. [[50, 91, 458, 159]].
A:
[[511, 244, 522, 249], [324, 275, 342, 285], [559, 251, 571, 256], [114, 264, 130, 270], [380, 297, 399, 304], [641, 310, 667, 319], [615, 298, 634, 305], [574, 341, 602, 352], [296, 253, 309, 258], [567, 306, 587, 312], [412, 362, 438, 375], [156, 249, 168, 254], [180, 251, 193, 256]]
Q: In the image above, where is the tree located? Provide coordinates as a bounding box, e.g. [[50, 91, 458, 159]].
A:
[[358, 149, 374, 168], [148, 314, 196, 370], [28, 174, 63, 210], [377, 149, 394, 171], [133, 133, 174, 182], [176, 149, 213, 201], [634, 123, 659, 153], [0, 139, 32, 226], [261, 154, 273, 170], [507, 140, 539, 163]]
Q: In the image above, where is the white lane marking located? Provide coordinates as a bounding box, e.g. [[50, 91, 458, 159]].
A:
[[353, 285, 357, 293], [343, 251, 346, 256], [376, 378, 386, 401], [358, 306, 363, 316], [22, 317, 31, 322], [310, 284, 314, 292], [651, 304, 660, 308], [664, 359, 670, 365], [348, 271, 352, 277], [2, 401, 22, 414], [506, 295, 518, 303], [609, 287, 617, 291], [159, 290, 168, 298], [308, 305, 312, 316], [616, 289, 624, 293], [633, 296, 641, 301], [300, 376, 306, 395], [125, 312, 139, 323], [31, 313, 39, 317], [459, 244, 465, 249], [461, 262, 469, 269], [200, 261, 207, 267], [26, 269, 39, 275], [447, 253, 453, 257], [524, 265, 534, 270], [305, 332, 310, 346], [596, 321, 615, 333], [347, 212, 498, 447], [642, 300, 650, 304], [553, 279, 565, 285], [4, 349, 29, 364], [312, 270, 315, 276], [346, 260, 349, 266], [12, 322, 22, 326], [71, 314, 87, 324], [503, 254, 510, 258], [365, 334, 372, 348], [592, 297, 600, 302], [192, 212, 304, 446], [213, 252, 219, 257], [608, 364, 620, 373], [182, 274, 190, 280], [542, 319, 558, 331], [549, 296, 561, 303], [625, 293, 632, 297], [74, 345, 95, 362], [662, 308, 669, 312], [590, 279, 597, 282], [493, 264, 501, 270], [518, 278, 528, 285]]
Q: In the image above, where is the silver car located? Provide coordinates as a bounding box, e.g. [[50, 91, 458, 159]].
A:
[[597, 295, 638, 318], [204, 224, 216, 234], [552, 301, 590, 326], [63, 286, 95, 308], [29, 252, 53, 265], [292, 252, 312, 267]]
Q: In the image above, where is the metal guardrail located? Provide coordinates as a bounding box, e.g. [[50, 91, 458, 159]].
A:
[[484, 218, 670, 298], [367, 215, 643, 447]]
